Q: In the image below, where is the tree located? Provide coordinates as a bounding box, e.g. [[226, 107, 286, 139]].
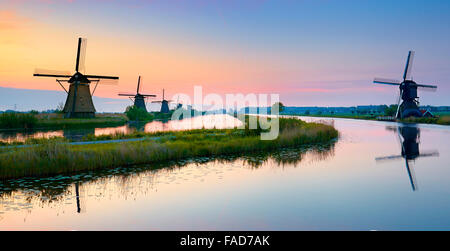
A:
[[271, 102, 285, 114], [125, 106, 153, 121], [384, 105, 398, 116], [55, 102, 65, 114]]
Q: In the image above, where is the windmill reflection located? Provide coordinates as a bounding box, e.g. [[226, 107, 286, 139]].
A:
[[376, 124, 439, 191]]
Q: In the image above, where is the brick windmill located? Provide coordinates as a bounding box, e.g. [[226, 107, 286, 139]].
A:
[[118, 76, 156, 112], [33, 38, 119, 118], [152, 89, 172, 113]]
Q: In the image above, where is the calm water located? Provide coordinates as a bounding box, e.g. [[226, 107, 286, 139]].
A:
[[1, 116, 449, 230], [0, 114, 243, 143]]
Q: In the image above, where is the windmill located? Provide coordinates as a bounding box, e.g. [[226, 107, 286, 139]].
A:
[[33, 38, 119, 118], [375, 125, 439, 191], [373, 51, 437, 119], [118, 76, 156, 112], [152, 89, 173, 113]]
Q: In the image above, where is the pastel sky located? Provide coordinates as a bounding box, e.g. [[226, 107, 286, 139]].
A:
[[0, 0, 449, 110]]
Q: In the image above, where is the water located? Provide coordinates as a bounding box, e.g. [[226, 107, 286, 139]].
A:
[[0, 116, 449, 230], [0, 114, 243, 143]]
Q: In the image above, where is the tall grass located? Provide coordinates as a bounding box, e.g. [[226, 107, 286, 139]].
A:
[[0, 113, 38, 129], [402, 115, 450, 125], [0, 112, 128, 130], [0, 117, 338, 179]]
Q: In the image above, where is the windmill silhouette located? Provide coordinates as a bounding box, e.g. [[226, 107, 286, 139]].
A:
[[376, 125, 439, 191], [33, 38, 119, 118], [152, 89, 173, 113], [118, 76, 156, 112], [373, 51, 437, 119]]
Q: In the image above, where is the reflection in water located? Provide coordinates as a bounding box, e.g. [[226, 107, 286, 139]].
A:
[[0, 130, 64, 143], [376, 124, 439, 191], [0, 143, 335, 215], [63, 128, 96, 141], [0, 115, 243, 143]]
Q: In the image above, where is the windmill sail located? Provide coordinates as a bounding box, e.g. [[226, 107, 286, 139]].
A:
[[403, 51, 415, 81], [373, 78, 401, 86], [76, 38, 87, 73]]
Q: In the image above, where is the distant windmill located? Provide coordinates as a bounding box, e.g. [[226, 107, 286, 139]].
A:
[[118, 76, 156, 112], [152, 89, 173, 113], [175, 95, 183, 110], [373, 51, 437, 119], [376, 125, 439, 191], [33, 38, 119, 118]]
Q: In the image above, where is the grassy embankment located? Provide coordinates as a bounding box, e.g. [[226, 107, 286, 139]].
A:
[[287, 113, 450, 125], [0, 112, 128, 130], [0, 117, 338, 179]]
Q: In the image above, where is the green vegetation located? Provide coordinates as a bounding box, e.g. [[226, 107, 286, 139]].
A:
[[0, 113, 38, 129], [289, 113, 379, 120], [125, 106, 154, 121], [290, 112, 450, 125], [0, 117, 338, 179], [402, 115, 450, 125], [272, 102, 285, 113], [0, 112, 128, 130], [384, 105, 398, 116]]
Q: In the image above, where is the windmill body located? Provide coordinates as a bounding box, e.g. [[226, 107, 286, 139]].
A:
[[160, 100, 170, 113], [63, 73, 95, 118], [33, 38, 119, 118], [134, 94, 147, 111], [373, 51, 437, 119], [119, 76, 156, 112], [152, 89, 172, 113]]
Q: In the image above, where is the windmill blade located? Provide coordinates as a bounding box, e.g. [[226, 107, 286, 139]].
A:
[[415, 83, 437, 89], [395, 89, 403, 119], [118, 93, 136, 96], [375, 155, 404, 162], [152, 101, 163, 103], [137, 76, 142, 94], [84, 75, 119, 80], [405, 159, 417, 191], [403, 51, 415, 81], [96, 78, 119, 85], [373, 78, 401, 86], [140, 94, 157, 97], [75, 38, 87, 73], [34, 68, 72, 78], [418, 150, 439, 158]]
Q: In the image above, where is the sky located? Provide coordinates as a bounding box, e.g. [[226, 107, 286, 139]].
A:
[[0, 0, 449, 111]]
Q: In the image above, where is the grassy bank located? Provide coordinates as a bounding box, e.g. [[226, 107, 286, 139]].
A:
[[285, 113, 450, 125], [401, 116, 450, 125], [0, 112, 128, 130], [0, 117, 338, 179]]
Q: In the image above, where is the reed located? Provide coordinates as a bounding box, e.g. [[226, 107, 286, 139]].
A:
[[0, 113, 38, 129], [0, 112, 128, 130], [0, 117, 338, 179], [402, 115, 450, 125]]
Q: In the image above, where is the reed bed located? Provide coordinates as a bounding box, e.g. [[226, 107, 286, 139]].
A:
[[0, 112, 127, 130], [0, 117, 338, 179], [402, 115, 450, 125]]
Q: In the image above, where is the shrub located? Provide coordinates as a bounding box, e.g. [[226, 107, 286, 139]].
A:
[[125, 106, 153, 121]]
